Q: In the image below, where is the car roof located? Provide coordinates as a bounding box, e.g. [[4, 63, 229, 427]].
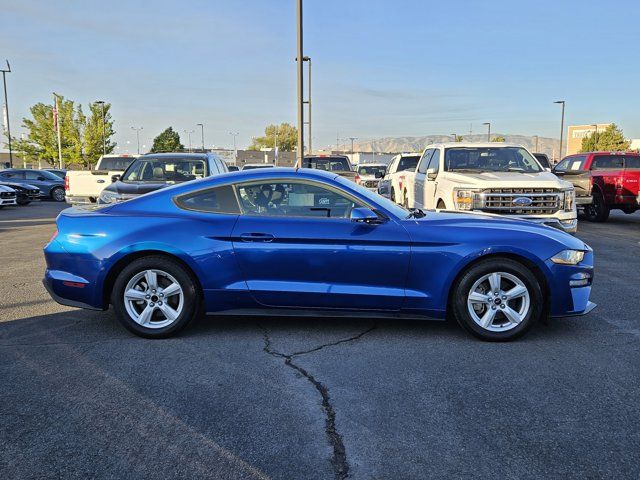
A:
[[567, 151, 640, 156], [426, 142, 527, 149], [137, 152, 211, 159]]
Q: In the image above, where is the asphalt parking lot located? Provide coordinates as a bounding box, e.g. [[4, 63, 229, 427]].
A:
[[1, 202, 639, 479]]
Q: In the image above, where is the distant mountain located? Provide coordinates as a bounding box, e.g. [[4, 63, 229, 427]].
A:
[[334, 134, 561, 159]]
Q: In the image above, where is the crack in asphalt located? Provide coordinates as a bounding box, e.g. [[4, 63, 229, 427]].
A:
[[262, 325, 376, 480]]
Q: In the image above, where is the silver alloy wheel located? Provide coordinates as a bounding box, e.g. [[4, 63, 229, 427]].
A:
[[123, 269, 184, 329], [466, 271, 530, 332], [52, 187, 65, 202]]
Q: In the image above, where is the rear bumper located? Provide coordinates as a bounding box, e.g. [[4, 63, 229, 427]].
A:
[[42, 276, 104, 311], [65, 195, 97, 205]]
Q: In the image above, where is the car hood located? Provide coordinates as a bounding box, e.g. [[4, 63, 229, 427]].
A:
[[0, 181, 39, 192], [106, 181, 173, 195], [445, 171, 572, 189], [403, 210, 586, 250]]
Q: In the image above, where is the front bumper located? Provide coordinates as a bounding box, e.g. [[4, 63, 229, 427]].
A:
[[0, 196, 17, 206], [525, 217, 578, 234], [576, 195, 593, 206]]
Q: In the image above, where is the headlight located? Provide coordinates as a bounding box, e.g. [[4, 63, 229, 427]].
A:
[[453, 189, 480, 211], [563, 189, 575, 212], [99, 190, 126, 204], [550, 249, 585, 265]]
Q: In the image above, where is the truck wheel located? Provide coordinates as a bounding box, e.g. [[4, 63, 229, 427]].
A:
[[390, 188, 396, 203], [437, 200, 446, 209], [584, 192, 609, 222], [51, 187, 65, 202], [452, 258, 543, 341]]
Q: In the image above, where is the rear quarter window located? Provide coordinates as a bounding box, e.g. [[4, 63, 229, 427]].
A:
[[175, 185, 240, 214]]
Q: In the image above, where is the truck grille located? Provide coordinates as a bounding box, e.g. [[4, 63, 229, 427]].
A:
[[480, 188, 561, 215]]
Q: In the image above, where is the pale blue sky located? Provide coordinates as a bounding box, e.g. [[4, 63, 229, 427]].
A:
[[2, 0, 639, 151]]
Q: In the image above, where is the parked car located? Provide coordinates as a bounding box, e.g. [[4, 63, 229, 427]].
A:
[[354, 163, 387, 191], [227, 165, 240, 172], [554, 151, 640, 222], [241, 163, 274, 171], [394, 143, 577, 233], [0, 185, 17, 208], [381, 152, 422, 201], [302, 155, 358, 182], [98, 152, 228, 204], [0, 181, 40, 205], [0, 168, 66, 201], [45, 169, 67, 179], [65, 154, 137, 204], [533, 153, 552, 170], [43, 167, 595, 341]]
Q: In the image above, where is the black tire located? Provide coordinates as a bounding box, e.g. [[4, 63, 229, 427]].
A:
[[436, 200, 446, 209], [583, 191, 609, 222], [111, 255, 201, 338], [451, 258, 543, 341], [390, 188, 396, 203], [51, 186, 65, 202]]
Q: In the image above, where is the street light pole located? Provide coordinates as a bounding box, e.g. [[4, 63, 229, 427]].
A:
[[302, 56, 312, 155], [131, 126, 143, 154], [96, 101, 106, 156], [295, 0, 304, 167], [197, 123, 205, 151], [482, 122, 491, 142], [229, 132, 239, 162], [554, 100, 565, 161], [348, 137, 357, 159], [1, 60, 13, 167], [534, 135, 539, 152], [183, 129, 194, 153], [53, 93, 63, 169]]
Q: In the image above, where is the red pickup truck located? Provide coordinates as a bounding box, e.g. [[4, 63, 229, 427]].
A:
[[554, 151, 640, 222]]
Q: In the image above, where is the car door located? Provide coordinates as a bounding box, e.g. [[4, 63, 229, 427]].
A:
[[591, 155, 623, 203], [413, 149, 433, 209], [231, 179, 411, 311], [24, 170, 49, 195], [422, 148, 441, 209]]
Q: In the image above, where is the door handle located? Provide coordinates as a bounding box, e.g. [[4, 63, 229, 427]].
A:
[[240, 232, 275, 242]]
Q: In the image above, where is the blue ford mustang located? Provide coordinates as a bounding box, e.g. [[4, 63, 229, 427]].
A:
[[43, 168, 596, 341]]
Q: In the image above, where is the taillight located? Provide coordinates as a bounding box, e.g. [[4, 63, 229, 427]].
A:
[[355, 174, 361, 183], [64, 176, 69, 191]]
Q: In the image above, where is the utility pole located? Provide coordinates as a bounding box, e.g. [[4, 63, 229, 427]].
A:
[[274, 125, 278, 166], [96, 101, 106, 156], [1, 60, 13, 167], [483, 122, 491, 142], [534, 135, 539, 152], [131, 126, 143, 154], [295, 0, 304, 167], [229, 132, 239, 162], [197, 123, 205, 151], [336, 131, 339, 153], [183, 129, 194, 153], [53, 93, 63, 169], [554, 100, 565, 160], [302, 56, 312, 155], [348, 136, 357, 161]]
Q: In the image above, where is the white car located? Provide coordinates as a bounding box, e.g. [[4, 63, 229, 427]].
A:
[[397, 143, 577, 233], [0, 185, 18, 208], [354, 163, 387, 191], [65, 155, 138, 205], [380, 153, 422, 201]]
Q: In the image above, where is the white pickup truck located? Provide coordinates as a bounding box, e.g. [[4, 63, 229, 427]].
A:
[[393, 143, 578, 233], [65, 155, 137, 204]]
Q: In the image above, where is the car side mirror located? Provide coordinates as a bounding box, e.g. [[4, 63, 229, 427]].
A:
[[374, 171, 384, 179], [111, 174, 121, 183], [426, 168, 438, 180], [350, 207, 381, 225]]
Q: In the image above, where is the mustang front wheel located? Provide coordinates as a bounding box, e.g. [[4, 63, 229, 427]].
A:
[[111, 256, 201, 338], [452, 258, 543, 341]]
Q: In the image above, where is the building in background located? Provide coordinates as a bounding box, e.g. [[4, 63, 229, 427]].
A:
[[566, 124, 611, 156]]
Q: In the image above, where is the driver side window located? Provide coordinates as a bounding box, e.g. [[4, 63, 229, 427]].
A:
[[417, 149, 434, 174], [235, 181, 362, 219]]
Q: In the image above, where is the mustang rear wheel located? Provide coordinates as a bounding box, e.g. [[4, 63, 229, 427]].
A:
[[452, 258, 543, 341], [111, 256, 201, 338]]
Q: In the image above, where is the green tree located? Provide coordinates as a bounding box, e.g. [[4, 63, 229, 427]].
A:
[[150, 127, 184, 153], [249, 123, 297, 151], [12, 95, 87, 167], [491, 136, 506, 142], [84, 102, 116, 167], [454, 135, 464, 142], [580, 124, 629, 152]]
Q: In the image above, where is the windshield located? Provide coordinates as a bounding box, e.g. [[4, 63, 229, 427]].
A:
[[303, 156, 352, 172], [444, 147, 542, 173], [122, 157, 207, 182], [357, 165, 386, 176], [397, 155, 420, 171], [99, 156, 135, 171], [333, 175, 409, 219]]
